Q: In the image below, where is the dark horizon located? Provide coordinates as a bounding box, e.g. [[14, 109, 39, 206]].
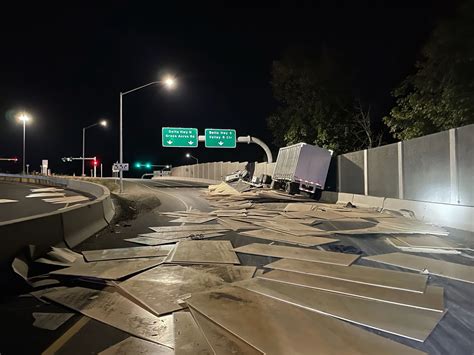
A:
[[0, 2, 455, 176]]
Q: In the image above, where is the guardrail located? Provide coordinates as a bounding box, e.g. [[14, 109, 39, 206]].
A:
[[0, 174, 115, 264]]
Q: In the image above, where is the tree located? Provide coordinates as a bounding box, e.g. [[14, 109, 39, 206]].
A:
[[384, 0, 474, 140], [353, 99, 383, 149], [268, 48, 382, 153]]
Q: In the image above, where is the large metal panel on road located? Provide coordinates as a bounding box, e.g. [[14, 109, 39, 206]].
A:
[[162, 127, 198, 148], [204, 128, 236, 148]]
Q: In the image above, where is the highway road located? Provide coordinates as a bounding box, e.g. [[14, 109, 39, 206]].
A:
[[0, 178, 472, 355], [0, 181, 89, 222]]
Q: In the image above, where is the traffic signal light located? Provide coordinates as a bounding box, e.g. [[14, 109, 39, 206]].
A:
[[93, 160, 99, 167], [134, 162, 152, 169]]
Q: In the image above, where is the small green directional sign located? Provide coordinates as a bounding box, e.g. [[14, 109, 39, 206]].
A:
[[205, 128, 236, 148], [162, 127, 198, 148]]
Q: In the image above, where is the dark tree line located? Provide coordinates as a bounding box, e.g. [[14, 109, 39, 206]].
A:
[[268, 0, 474, 153]]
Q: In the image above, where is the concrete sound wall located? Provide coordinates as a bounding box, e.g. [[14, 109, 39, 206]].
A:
[[403, 130, 450, 203], [335, 124, 474, 207], [456, 124, 474, 206], [337, 151, 364, 195], [171, 161, 266, 181], [367, 143, 399, 198]]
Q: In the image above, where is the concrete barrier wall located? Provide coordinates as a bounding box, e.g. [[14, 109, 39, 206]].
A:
[[171, 161, 265, 182], [0, 174, 115, 264], [335, 124, 474, 207], [320, 191, 474, 232]]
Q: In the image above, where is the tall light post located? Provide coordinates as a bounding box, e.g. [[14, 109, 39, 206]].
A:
[[186, 153, 199, 164], [82, 119, 107, 176], [17, 112, 31, 175], [119, 75, 176, 193]]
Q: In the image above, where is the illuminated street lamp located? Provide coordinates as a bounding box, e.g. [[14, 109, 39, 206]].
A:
[[17, 112, 31, 174], [163, 75, 176, 89], [82, 119, 107, 176], [119, 74, 177, 193], [186, 153, 198, 164]]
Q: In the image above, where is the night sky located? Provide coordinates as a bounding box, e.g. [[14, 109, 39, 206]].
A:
[[0, 1, 454, 176]]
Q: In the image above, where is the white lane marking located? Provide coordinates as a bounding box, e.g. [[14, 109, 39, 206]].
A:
[[138, 183, 190, 211], [26, 193, 66, 198], [0, 199, 18, 204], [30, 187, 65, 193]]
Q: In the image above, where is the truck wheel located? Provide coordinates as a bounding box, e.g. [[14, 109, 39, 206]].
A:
[[285, 182, 299, 195], [312, 189, 323, 200], [271, 181, 281, 190]]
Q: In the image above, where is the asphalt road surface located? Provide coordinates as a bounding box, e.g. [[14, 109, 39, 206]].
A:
[[0, 181, 88, 222], [0, 177, 472, 355]]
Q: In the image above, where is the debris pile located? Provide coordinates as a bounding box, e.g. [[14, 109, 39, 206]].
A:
[[15, 183, 474, 354]]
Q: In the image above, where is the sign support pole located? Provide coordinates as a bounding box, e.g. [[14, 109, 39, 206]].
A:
[[197, 135, 273, 163]]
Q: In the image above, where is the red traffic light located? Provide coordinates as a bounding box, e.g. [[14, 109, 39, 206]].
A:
[[92, 160, 99, 167]]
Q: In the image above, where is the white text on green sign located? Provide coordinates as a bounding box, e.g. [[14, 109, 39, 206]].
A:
[[205, 129, 237, 148], [162, 127, 198, 148]]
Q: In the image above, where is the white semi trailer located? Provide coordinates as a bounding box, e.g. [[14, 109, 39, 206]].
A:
[[271, 142, 332, 197]]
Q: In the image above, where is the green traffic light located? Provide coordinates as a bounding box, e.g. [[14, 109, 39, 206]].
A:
[[135, 162, 141, 168], [145, 163, 152, 169]]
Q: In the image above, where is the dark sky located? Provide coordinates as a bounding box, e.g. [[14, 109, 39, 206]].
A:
[[0, 1, 455, 176]]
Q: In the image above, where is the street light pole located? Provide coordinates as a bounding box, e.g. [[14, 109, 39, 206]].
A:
[[119, 92, 123, 192], [119, 76, 176, 193], [186, 153, 198, 164], [82, 120, 107, 176], [82, 127, 86, 177], [17, 113, 31, 175], [22, 119, 26, 174]]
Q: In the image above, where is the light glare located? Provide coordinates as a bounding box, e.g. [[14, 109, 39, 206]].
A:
[[17, 112, 31, 123], [163, 76, 176, 89], [100, 120, 107, 127], [186, 153, 190, 158]]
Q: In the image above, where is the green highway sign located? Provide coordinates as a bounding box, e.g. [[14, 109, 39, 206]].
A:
[[162, 127, 198, 148], [205, 128, 236, 148]]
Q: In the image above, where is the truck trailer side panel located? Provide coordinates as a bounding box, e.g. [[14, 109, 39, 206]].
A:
[[294, 144, 332, 188], [273, 144, 302, 181], [273, 143, 332, 191]]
